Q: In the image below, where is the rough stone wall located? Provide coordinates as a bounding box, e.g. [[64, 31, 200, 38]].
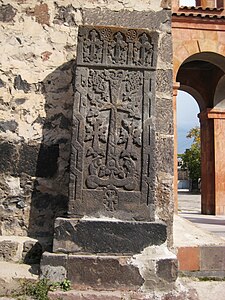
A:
[[0, 0, 173, 247]]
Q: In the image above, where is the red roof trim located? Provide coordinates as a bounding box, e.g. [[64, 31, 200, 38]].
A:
[[179, 5, 223, 11]]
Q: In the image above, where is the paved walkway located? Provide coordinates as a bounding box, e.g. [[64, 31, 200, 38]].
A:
[[173, 192, 225, 300], [178, 190, 225, 239]]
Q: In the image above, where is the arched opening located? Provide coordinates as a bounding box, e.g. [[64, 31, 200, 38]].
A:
[[176, 52, 225, 215], [177, 91, 201, 213]]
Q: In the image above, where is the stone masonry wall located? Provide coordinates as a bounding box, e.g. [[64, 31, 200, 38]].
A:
[[0, 0, 172, 247]]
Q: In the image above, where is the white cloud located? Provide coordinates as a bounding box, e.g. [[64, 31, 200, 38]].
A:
[[177, 91, 200, 153], [179, 0, 196, 5]]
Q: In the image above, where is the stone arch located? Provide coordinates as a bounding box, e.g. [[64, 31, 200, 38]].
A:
[[179, 84, 204, 111], [176, 52, 225, 111], [214, 75, 225, 108], [173, 43, 225, 81], [175, 51, 225, 215]]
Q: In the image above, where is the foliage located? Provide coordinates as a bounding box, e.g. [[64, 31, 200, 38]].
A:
[[17, 278, 71, 300], [21, 278, 50, 300], [56, 279, 71, 292], [180, 126, 201, 181]]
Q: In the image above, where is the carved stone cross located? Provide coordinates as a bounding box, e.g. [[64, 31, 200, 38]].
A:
[[69, 26, 158, 221]]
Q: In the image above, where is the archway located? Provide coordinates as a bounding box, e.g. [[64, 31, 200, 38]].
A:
[[176, 52, 225, 215], [177, 91, 201, 213]]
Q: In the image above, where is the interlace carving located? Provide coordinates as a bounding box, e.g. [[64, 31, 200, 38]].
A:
[[70, 26, 158, 216], [84, 69, 142, 192]]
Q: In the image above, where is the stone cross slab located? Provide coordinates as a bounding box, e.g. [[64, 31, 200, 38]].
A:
[[69, 25, 158, 221]]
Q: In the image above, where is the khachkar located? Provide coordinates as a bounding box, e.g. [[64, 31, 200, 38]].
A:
[[69, 26, 158, 221], [41, 26, 178, 293]]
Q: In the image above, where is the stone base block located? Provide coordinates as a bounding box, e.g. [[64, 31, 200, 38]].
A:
[[41, 246, 178, 291], [0, 236, 42, 264], [41, 252, 143, 291], [53, 217, 167, 254], [48, 288, 198, 300]]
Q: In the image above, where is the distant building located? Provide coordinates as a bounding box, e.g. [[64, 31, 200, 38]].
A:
[[178, 156, 189, 189]]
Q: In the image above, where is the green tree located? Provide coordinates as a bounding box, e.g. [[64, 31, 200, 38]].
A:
[[180, 126, 201, 182]]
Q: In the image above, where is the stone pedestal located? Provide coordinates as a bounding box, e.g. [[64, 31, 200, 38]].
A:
[[41, 217, 178, 291], [41, 244, 178, 292], [52, 218, 167, 254]]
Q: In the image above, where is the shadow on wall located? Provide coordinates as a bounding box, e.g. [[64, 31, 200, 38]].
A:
[[27, 60, 76, 250]]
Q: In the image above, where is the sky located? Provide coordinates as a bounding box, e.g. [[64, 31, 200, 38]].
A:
[[177, 91, 200, 153], [176, 0, 201, 153], [179, 0, 196, 5]]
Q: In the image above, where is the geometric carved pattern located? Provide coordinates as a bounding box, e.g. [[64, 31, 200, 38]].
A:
[[77, 26, 158, 68], [69, 26, 158, 220]]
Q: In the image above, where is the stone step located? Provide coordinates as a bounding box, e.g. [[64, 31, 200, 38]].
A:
[[0, 261, 39, 296], [48, 286, 198, 300], [0, 236, 42, 264], [40, 245, 178, 292]]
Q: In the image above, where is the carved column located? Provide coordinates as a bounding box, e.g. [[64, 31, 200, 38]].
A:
[[199, 108, 225, 215], [173, 82, 180, 214]]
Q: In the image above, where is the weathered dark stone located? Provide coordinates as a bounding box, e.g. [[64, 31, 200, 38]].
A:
[[160, 34, 173, 63], [0, 120, 18, 133], [43, 113, 71, 131], [31, 191, 68, 211], [40, 252, 67, 282], [67, 255, 144, 290], [33, 116, 45, 125], [41, 252, 144, 290], [35, 144, 59, 177], [0, 78, 5, 88], [17, 143, 59, 177], [53, 218, 167, 254], [27, 191, 68, 240], [156, 258, 178, 282], [14, 98, 26, 105], [156, 136, 174, 174], [23, 240, 42, 264], [17, 144, 40, 176], [156, 69, 173, 94], [41, 252, 67, 267], [82, 9, 171, 32], [156, 97, 173, 134], [59, 114, 70, 129], [14, 75, 31, 93], [54, 4, 77, 26], [0, 141, 18, 174], [0, 4, 16, 22]]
